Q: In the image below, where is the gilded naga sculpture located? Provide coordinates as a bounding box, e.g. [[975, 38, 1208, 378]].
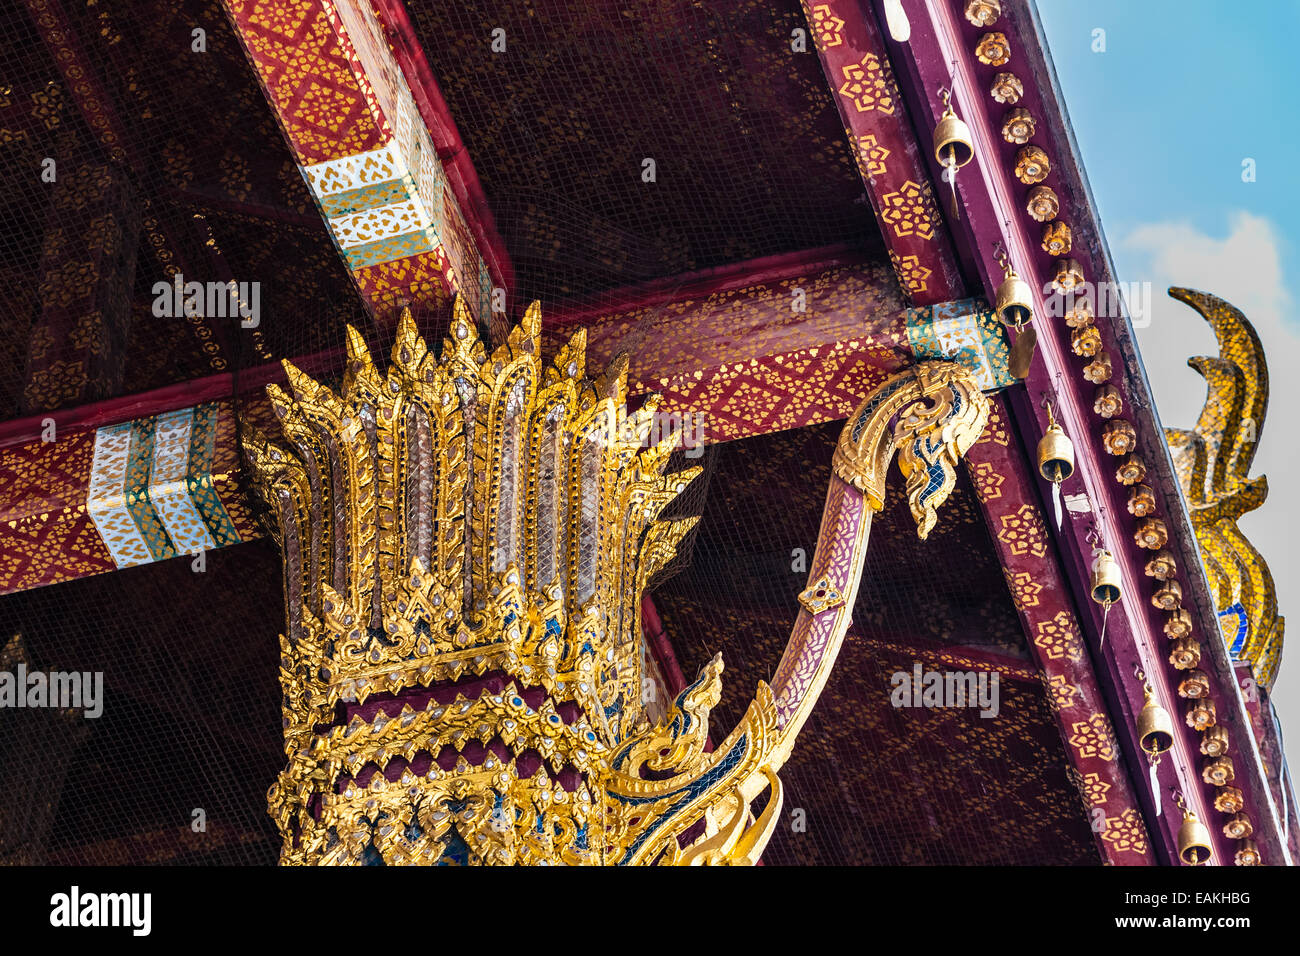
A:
[[244, 296, 989, 864], [1164, 288, 1284, 688]]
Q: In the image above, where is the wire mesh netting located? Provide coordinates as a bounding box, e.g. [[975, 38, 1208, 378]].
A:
[[0, 0, 1098, 865], [0, 0, 367, 423]]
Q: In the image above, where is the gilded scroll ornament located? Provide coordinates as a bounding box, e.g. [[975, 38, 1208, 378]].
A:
[[831, 361, 990, 539]]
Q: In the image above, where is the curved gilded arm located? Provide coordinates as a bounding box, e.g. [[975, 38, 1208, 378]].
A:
[[769, 361, 990, 767], [609, 361, 989, 864]]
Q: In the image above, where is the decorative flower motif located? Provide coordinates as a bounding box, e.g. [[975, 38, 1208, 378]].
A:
[[1185, 697, 1216, 731], [997, 503, 1048, 557], [1151, 579, 1182, 610], [1044, 674, 1080, 712], [1128, 485, 1158, 520], [1101, 808, 1149, 855], [838, 53, 897, 115], [964, 0, 1001, 27], [1164, 608, 1194, 640], [1065, 297, 1094, 328], [1070, 324, 1102, 357], [1177, 668, 1210, 699], [976, 31, 1011, 66], [1074, 771, 1112, 806], [990, 71, 1023, 104], [1013, 145, 1050, 184], [850, 132, 890, 179], [810, 3, 846, 49], [1169, 637, 1201, 670], [1202, 755, 1234, 786], [1101, 419, 1135, 455], [1093, 383, 1122, 418], [1223, 813, 1253, 839], [1042, 220, 1072, 256], [1026, 184, 1059, 222], [1234, 840, 1261, 866], [1134, 516, 1168, 550], [879, 180, 942, 240], [1083, 351, 1112, 383], [970, 460, 1005, 501], [1115, 452, 1146, 485], [1001, 107, 1035, 145], [70, 313, 108, 357], [1033, 611, 1084, 662], [23, 360, 86, 411], [1144, 549, 1177, 580], [1214, 786, 1244, 814], [888, 250, 931, 296], [1201, 724, 1229, 756], [798, 576, 844, 615], [1003, 569, 1042, 609], [1051, 257, 1084, 292], [1068, 712, 1118, 761]]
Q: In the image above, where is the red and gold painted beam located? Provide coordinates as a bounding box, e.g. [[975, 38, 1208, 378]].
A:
[[890, 0, 1287, 864], [547, 246, 1014, 442], [965, 396, 1155, 864], [0, 252, 906, 593], [219, 0, 510, 326], [798, 0, 966, 304]]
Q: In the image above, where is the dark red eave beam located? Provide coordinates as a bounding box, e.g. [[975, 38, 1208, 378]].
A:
[[798, 0, 966, 305]]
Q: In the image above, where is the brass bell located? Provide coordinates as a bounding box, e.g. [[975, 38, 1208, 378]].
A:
[[994, 260, 1034, 329], [933, 91, 974, 170], [932, 89, 973, 218], [1178, 809, 1213, 865], [1090, 549, 1122, 605], [1137, 684, 1174, 756], [1037, 402, 1074, 483]]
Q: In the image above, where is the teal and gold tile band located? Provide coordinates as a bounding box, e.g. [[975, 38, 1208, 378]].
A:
[[905, 297, 1014, 392], [124, 416, 176, 562], [149, 408, 217, 556], [186, 403, 242, 548]]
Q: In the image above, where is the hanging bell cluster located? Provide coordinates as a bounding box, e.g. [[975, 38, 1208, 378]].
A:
[[1090, 548, 1122, 606], [932, 89, 972, 220], [1037, 402, 1074, 484]]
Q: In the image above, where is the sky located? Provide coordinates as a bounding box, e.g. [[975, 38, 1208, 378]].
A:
[[1036, 0, 1300, 778]]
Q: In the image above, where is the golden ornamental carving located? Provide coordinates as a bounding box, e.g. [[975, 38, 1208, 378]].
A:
[[1026, 184, 1059, 222], [245, 298, 785, 865], [990, 71, 1023, 105], [1013, 145, 1050, 185], [1083, 351, 1112, 384], [1163, 288, 1284, 687], [245, 297, 990, 865], [964, 0, 1001, 27], [975, 31, 1011, 67], [1001, 107, 1035, 145], [769, 360, 988, 769], [1115, 452, 1146, 486], [831, 361, 990, 539], [1052, 257, 1084, 293], [1042, 220, 1072, 256]]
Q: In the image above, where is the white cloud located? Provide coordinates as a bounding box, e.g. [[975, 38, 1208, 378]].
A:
[[1121, 211, 1300, 772]]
